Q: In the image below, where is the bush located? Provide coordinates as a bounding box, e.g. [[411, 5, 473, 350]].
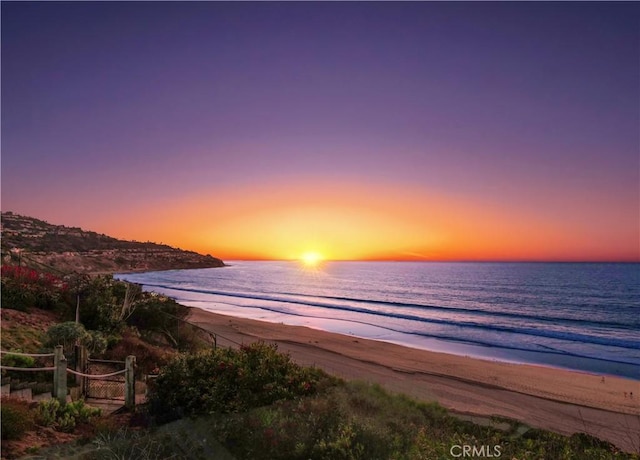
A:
[[74, 275, 124, 332], [126, 295, 192, 349], [147, 342, 337, 424], [36, 399, 101, 432], [211, 382, 441, 460], [0, 280, 35, 311], [45, 322, 90, 353], [1, 397, 35, 440], [84, 330, 109, 355], [43, 322, 107, 355], [1, 353, 36, 368], [36, 398, 60, 427], [0, 265, 68, 311]]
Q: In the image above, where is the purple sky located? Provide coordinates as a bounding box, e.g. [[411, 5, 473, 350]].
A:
[[2, 2, 638, 261]]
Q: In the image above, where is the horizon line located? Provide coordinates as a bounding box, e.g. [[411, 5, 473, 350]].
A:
[[221, 258, 640, 264]]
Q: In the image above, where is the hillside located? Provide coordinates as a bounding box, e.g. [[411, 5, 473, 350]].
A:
[[0, 212, 225, 274]]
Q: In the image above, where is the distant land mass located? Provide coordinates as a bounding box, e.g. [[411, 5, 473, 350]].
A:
[[0, 211, 225, 274]]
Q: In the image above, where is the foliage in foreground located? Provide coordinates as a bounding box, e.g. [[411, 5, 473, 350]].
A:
[[81, 380, 639, 460], [143, 342, 637, 459], [36, 398, 101, 433], [205, 381, 639, 460], [84, 427, 214, 460], [0, 396, 101, 443], [147, 342, 338, 423]]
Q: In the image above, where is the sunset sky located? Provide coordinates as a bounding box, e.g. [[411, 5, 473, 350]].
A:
[[2, 2, 638, 262]]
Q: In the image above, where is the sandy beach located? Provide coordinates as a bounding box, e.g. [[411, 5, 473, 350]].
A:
[[188, 307, 640, 453]]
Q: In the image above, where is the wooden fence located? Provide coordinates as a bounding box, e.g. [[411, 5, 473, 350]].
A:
[[1, 346, 136, 409]]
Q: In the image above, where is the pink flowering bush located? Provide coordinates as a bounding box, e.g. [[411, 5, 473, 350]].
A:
[[1, 265, 68, 311]]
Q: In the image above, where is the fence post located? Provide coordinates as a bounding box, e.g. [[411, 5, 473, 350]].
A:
[[53, 346, 64, 402], [55, 353, 68, 405], [125, 355, 136, 410], [74, 345, 88, 393]]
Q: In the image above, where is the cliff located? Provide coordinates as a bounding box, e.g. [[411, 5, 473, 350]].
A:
[[0, 212, 225, 274]]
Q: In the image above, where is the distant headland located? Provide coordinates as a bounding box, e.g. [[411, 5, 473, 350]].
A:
[[0, 211, 225, 274]]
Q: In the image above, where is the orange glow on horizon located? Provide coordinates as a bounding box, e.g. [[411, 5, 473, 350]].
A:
[[91, 178, 640, 263]]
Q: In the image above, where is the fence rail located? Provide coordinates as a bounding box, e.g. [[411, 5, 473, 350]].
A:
[[1, 366, 56, 371], [67, 368, 126, 379], [1, 346, 136, 409], [0, 350, 55, 358], [88, 358, 125, 365], [162, 310, 242, 348]]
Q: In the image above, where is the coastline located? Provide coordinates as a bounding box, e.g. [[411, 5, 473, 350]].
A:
[[188, 306, 640, 453], [116, 261, 639, 381], [181, 302, 639, 379]]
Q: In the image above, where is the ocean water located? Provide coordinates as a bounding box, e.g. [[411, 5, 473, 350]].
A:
[[117, 262, 640, 379]]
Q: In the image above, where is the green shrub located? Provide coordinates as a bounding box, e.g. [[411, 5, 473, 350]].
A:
[[75, 275, 131, 332], [311, 423, 365, 460], [36, 399, 101, 432], [0, 280, 35, 311], [45, 322, 90, 353], [147, 342, 337, 424], [56, 412, 77, 432], [66, 399, 102, 424], [85, 330, 109, 355], [1, 353, 36, 368], [36, 398, 60, 427], [1, 397, 35, 440], [44, 322, 107, 355]]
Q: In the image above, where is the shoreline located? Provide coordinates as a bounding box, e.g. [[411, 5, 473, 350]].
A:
[[115, 263, 639, 381], [209, 307, 640, 379], [187, 306, 640, 453], [167, 296, 639, 379]]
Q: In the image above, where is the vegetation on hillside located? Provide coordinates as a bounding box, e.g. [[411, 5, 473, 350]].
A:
[[1, 211, 205, 255], [1, 211, 224, 273], [1, 265, 68, 312], [0, 264, 209, 457], [1, 397, 101, 441], [107, 351, 637, 460], [0, 264, 215, 387], [1, 264, 197, 341], [147, 342, 337, 424]]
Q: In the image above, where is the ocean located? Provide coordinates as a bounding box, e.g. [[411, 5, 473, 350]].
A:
[[116, 261, 640, 379]]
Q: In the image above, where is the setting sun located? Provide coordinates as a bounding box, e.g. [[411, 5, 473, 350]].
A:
[[300, 251, 323, 267]]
